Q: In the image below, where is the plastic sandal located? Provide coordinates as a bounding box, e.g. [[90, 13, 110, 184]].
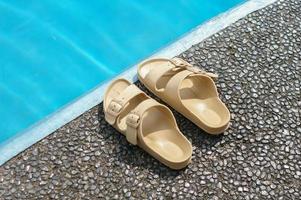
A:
[[138, 57, 230, 134], [104, 78, 192, 169]]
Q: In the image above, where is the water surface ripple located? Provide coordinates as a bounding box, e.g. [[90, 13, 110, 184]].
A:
[[0, 0, 244, 144]]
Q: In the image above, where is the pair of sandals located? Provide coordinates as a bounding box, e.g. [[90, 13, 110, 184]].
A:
[[104, 57, 230, 169]]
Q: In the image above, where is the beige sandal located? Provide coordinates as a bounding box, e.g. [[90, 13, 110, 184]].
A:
[[104, 78, 192, 169], [138, 57, 230, 134]]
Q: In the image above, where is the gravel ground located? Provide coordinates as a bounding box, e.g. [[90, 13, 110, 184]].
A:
[[1, 0, 301, 199]]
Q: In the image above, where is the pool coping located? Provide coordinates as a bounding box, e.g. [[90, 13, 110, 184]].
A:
[[0, 0, 277, 166]]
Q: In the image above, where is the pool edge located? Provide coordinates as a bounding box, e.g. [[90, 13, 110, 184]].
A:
[[0, 0, 277, 165]]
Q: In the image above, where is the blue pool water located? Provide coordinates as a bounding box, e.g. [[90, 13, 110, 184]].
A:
[[0, 0, 244, 145]]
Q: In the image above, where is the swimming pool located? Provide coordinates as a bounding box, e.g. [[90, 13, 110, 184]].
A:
[[0, 0, 247, 146]]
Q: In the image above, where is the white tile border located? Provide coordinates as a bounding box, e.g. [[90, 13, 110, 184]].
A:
[[0, 0, 277, 165]]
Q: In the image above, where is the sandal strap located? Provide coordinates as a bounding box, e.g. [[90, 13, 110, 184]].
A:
[[105, 84, 143, 125], [143, 58, 217, 93], [144, 60, 175, 91], [164, 70, 194, 109], [171, 57, 218, 80], [125, 99, 160, 145]]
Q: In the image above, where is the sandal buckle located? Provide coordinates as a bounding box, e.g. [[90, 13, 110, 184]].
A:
[[126, 113, 140, 128], [107, 100, 123, 117], [171, 58, 218, 80], [171, 57, 192, 68]]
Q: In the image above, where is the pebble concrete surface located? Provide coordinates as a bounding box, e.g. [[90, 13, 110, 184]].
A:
[[0, 0, 300, 199]]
